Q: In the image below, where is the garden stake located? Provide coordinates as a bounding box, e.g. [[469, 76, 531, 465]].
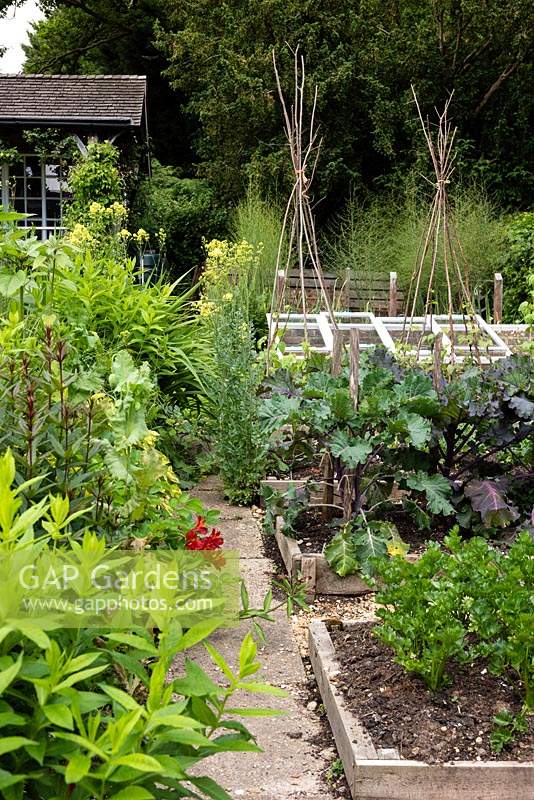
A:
[[331, 329, 344, 377], [494, 272, 503, 324], [402, 87, 482, 366], [322, 329, 344, 520], [349, 328, 360, 410], [433, 332, 443, 391], [388, 271, 398, 317], [267, 48, 337, 366]]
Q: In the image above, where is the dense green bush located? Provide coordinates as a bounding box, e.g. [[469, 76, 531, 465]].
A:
[[0, 450, 282, 798], [0, 216, 211, 540], [208, 300, 267, 504], [261, 348, 534, 576], [502, 211, 534, 321], [66, 141, 123, 224], [131, 161, 228, 273], [325, 188, 505, 314], [198, 239, 268, 503]]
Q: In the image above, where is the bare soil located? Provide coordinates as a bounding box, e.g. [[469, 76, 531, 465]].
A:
[[289, 508, 451, 555], [330, 621, 534, 764]]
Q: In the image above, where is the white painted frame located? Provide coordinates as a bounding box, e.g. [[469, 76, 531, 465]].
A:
[[268, 311, 518, 362]]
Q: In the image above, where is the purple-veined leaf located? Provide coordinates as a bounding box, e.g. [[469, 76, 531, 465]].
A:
[[464, 479, 519, 528]]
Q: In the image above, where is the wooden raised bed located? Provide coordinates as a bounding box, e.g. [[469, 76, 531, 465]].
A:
[[260, 477, 329, 506], [262, 478, 370, 596], [274, 515, 372, 597], [308, 619, 534, 800], [262, 479, 414, 596]]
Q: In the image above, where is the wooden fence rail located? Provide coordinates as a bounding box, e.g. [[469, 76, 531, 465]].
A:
[[277, 270, 506, 321]]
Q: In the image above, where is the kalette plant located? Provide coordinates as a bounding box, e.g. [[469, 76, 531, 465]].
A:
[[261, 348, 533, 577]]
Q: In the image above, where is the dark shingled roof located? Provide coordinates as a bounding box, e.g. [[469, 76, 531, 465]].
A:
[[0, 74, 147, 126]]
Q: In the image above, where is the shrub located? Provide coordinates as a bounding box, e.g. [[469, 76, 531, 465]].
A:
[[53, 251, 210, 405], [0, 219, 212, 538], [0, 449, 282, 797], [198, 238, 268, 502], [208, 299, 267, 504], [131, 161, 228, 273], [502, 211, 534, 322], [66, 140, 123, 224]]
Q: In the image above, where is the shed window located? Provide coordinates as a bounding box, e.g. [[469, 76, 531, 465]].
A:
[[1, 154, 70, 238]]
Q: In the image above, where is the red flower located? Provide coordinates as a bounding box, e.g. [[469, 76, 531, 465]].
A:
[[189, 516, 208, 535], [185, 517, 224, 551]]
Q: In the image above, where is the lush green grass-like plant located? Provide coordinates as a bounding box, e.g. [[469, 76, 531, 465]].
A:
[[231, 190, 285, 303], [325, 188, 505, 314]]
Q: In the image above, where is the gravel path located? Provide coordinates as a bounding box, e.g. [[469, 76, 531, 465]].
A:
[[169, 478, 341, 800]]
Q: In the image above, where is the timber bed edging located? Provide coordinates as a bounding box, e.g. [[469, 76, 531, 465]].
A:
[[274, 516, 373, 597], [308, 619, 534, 800]]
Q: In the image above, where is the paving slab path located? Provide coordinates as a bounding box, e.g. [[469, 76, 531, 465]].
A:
[[169, 478, 338, 800]]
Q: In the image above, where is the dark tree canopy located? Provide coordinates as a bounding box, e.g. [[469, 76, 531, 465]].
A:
[[21, 0, 196, 170], [19, 0, 534, 211], [161, 0, 533, 208]]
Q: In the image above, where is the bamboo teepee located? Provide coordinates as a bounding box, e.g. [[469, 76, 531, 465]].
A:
[[268, 49, 337, 355], [402, 86, 482, 364]]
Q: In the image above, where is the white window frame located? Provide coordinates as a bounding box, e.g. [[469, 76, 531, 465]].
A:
[[1, 153, 69, 239]]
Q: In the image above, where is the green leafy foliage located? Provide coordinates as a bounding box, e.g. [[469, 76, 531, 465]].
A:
[[160, 0, 533, 208], [325, 518, 403, 579], [261, 483, 314, 538], [66, 141, 123, 224], [406, 472, 454, 516], [490, 710, 528, 754], [23, 0, 533, 210], [324, 527, 359, 578], [0, 616, 280, 799], [263, 349, 533, 574], [131, 161, 228, 272], [502, 212, 534, 322], [199, 241, 269, 504], [207, 301, 266, 504], [0, 450, 282, 798], [375, 528, 534, 709], [261, 352, 439, 525]]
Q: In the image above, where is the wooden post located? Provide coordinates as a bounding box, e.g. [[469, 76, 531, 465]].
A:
[[494, 273, 503, 324], [433, 332, 443, 391], [343, 268, 352, 310], [341, 329, 360, 521], [323, 329, 343, 520], [388, 271, 398, 317], [331, 329, 343, 377], [301, 555, 317, 600], [276, 269, 286, 306], [342, 473, 354, 521], [322, 453, 335, 522], [349, 329, 360, 409]]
